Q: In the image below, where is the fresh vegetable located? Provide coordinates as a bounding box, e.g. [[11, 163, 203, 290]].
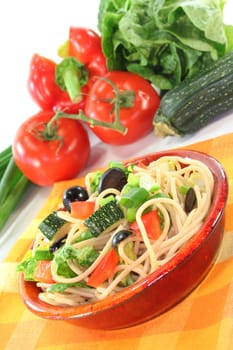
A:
[[28, 53, 68, 110], [59, 27, 108, 87], [34, 246, 54, 261], [55, 57, 88, 101], [34, 260, 55, 283], [15, 70, 156, 185], [68, 27, 103, 65], [63, 185, 89, 212], [87, 248, 119, 287], [70, 200, 95, 219], [17, 255, 55, 283], [87, 51, 108, 79], [0, 150, 30, 231], [119, 187, 149, 209], [27, 53, 87, 113], [38, 210, 71, 241], [84, 200, 124, 236], [0, 145, 12, 178], [98, 0, 233, 90], [17, 253, 38, 281], [153, 50, 233, 136], [84, 71, 160, 144], [12, 110, 90, 186], [130, 210, 162, 240], [54, 244, 99, 270]]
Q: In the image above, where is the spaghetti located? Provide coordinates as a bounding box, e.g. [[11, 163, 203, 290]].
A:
[[23, 156, 214, 306]]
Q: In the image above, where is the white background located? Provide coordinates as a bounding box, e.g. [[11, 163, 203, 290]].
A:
[[0, 0, 233, 260]]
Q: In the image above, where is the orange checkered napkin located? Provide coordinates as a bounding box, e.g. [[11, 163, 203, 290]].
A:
[[1, 133, 233, 350]]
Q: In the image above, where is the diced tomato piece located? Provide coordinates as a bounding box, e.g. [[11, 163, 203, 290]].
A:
[[34, 260, 54, 284], [130, 210, 162, 240], [87, 248, 119, 287], [70, 201, 95, 219], [135, 161, 147, 169]]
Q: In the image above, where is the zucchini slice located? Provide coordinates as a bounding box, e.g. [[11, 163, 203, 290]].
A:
[[38, 211, 71, 241], [84, 200, 124, 236]]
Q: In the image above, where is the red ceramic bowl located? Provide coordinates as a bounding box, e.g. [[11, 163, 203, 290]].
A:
[[19, 149, 228, 329]]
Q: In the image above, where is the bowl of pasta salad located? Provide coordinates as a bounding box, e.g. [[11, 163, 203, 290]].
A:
[[18, 149, 228, 329]]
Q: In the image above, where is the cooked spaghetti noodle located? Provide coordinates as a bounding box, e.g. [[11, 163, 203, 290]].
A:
[[25, 156, 214, 306]]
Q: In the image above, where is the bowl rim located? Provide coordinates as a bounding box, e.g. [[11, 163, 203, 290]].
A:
[[19, 149, 228, 320]]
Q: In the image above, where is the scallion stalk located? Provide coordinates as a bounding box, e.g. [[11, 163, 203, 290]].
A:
[[0, 157, 24, 205], [0, 172, 30, 230], [0, 145, 12, 178], [0, 146, 31, 231]]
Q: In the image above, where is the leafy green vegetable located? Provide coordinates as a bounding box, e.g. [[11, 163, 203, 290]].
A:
[[16, 256, 37, 281], [55, 259, 77, 278], [119, 187, 149, 208], [74, 230, 94, 243], [98, 0, 233, 90], [54, 244, 99, 277]]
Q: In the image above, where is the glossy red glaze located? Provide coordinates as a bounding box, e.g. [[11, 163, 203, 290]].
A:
[[18, 150, 228, 329]]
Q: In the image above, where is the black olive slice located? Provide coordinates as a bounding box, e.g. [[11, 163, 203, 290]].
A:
[[49, 234, 68, 253], [63, 186, 89, 212], [184, 187, 197, 213], [98, 167, 127, 193], [112, 230, 132, 247]]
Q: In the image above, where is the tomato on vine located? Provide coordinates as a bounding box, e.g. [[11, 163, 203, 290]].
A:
[[84, 71, 160, 145], [13, 111, 90, 186]]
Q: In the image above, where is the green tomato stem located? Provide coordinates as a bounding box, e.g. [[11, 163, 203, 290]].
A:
[[40, 75, 138, 142]]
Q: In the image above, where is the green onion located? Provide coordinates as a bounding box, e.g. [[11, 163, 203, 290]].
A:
[[0, 157, 24, 206], [99, 194, 115, 207], [127, 173, 140, 187], [0, 146, 31, 231], [108, 161, 126, 171], [119, 187, 149, 209], [179, 185, 190, 195], [0, 146, 12, 178], [126, 207, 137, 222]]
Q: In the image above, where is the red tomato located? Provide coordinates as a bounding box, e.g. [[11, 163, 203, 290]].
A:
[[87, 248, 119, 287], [13, 111, 90, 186], [69, 27, 102, 65], [130, 210, 162, 240], [84, 71, 160, 145], [34, 260, 54, 284], [70, 201, 95, 219]]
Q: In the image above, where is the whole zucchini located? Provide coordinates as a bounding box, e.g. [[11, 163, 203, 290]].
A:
[[153, 51, 233, 137]]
